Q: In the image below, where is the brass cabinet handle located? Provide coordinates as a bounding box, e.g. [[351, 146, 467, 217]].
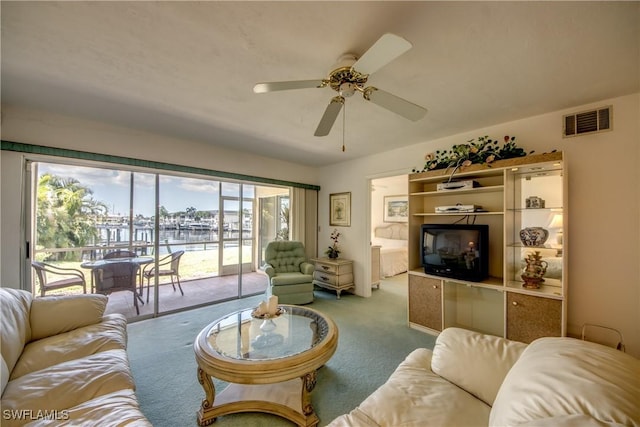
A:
[[322, 266, 329, 270]]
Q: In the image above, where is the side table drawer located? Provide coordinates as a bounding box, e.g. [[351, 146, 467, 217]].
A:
[[313, 271, 354, 286], [315, 262, 352, 275]]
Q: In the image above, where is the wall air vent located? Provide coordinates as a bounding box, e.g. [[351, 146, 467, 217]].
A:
[[563, 106, 612, 137]]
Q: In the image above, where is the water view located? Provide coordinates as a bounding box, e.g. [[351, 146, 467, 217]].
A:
[[94, 224, 253, 258]]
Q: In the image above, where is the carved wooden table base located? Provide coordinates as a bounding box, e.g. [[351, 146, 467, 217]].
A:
[[196, 368, 319, 426]]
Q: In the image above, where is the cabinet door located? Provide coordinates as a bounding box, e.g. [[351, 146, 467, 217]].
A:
[[506, 293, 562, 343], [408, 275, 442, 331]]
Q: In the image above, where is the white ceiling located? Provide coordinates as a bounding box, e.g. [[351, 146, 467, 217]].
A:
[[2, 2, 638, 167]]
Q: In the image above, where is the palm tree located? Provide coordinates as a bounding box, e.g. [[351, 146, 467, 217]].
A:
[[276, 205, 290, 241], [186, 206, 197, 219], [36, 174, 107, 261]]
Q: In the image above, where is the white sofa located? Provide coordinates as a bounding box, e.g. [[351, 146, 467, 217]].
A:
[[329, 327, 640, 427], [1, 288, 150, 426]]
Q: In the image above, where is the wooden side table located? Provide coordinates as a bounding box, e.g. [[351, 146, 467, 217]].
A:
[[311, 257, 354, 299]]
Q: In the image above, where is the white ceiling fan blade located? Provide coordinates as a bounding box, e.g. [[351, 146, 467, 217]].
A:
[[363, 87, 427, 121], [352, 33, 412, 76], [253, 79, 325, 93], [314, 96, 344, 136]]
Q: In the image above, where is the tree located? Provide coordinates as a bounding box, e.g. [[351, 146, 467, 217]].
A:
[[159, 205, 169, 219], [36, 173, 107, 261], [276, 205, 290, 241]]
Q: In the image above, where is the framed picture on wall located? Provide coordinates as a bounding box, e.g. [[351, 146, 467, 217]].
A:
[[384, 195, 408, 223], [329, 192, 351, 227]]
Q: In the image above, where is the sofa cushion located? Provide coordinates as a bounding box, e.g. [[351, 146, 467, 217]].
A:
[[25, 389, 152, 427], [328, 348, 491, 427], [10, 314, 128, 380], [431, 327, 527, 406], [29, 293, 108, 341], [0, 288, 33, 393], [1, 349, 136, 427], [489, 337, 640, 427]]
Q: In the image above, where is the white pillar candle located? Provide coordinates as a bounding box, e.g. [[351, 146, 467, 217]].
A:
[[268, 295, 278, 314]]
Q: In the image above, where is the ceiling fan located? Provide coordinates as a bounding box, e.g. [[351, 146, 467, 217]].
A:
[[253, 33, 428, 137]]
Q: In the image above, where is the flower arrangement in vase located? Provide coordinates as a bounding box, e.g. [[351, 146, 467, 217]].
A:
[[325, 229, 341, 259]]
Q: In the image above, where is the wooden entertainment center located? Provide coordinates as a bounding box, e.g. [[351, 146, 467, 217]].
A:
[[408, 152, 567, 343]]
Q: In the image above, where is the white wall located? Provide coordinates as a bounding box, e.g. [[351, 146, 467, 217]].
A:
[[318, 93, 640, 357]]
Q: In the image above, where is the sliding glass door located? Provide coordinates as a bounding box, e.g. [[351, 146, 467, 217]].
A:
[[30, 159, 290, 319]]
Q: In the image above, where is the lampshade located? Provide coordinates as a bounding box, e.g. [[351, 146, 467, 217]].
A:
[[548, 213, 563, 229], [548, 213, 564, 246]]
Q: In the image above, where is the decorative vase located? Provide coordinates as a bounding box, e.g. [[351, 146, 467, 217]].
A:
[[521, 251, 548, 289], [259, 318, 277, 333], [328, 251, 339, 259], [519, 227, 549, 247]]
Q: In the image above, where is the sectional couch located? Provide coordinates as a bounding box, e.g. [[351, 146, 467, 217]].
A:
[[328, 327, 640, 427], [1, 288, 150, 426]]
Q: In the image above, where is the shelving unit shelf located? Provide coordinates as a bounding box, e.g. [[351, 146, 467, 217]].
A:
[[407, 152, 567, 343]]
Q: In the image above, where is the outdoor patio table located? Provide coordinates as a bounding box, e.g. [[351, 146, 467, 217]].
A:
[[81, 256, 153, 294]]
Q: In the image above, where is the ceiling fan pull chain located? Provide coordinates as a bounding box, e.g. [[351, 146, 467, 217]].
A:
[[342, 102, 346, 152]]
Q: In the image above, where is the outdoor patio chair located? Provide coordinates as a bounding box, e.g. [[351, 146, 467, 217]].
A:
[[260, 241, 314, 305], [31, 261, 87, 297], [143, 250, 185, 303], [103, 249, 137, 259], [94, 261, 143, 315]]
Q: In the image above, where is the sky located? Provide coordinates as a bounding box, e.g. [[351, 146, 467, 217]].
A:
[[38, 163, 255, 217]]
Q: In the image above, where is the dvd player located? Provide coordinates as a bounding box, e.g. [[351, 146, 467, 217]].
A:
[[437, 180, 478, 191], [435, 204, 479, 213]]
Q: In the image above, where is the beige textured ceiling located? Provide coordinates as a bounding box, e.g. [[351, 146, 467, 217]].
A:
[[2, 1, 638, 166]]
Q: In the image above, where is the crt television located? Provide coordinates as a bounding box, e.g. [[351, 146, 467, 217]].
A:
[[421, 223, 489, 282]]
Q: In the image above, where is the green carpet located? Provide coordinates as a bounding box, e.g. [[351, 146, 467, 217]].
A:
[[127, 273, 436, 426]]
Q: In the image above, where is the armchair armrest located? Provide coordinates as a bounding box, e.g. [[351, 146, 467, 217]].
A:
[[29, 294, 108, 341], [300, 262, 314, 275], [259, 263, 275, 279]]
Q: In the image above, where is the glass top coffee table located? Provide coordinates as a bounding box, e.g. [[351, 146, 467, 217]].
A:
[[194, 304, 338, 427]]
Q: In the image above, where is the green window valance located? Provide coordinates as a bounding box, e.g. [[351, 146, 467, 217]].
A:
[[1, 140, 320, 191]]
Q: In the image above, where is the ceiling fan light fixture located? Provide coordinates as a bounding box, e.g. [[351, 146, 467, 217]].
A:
[[339, 82, 357, 97]]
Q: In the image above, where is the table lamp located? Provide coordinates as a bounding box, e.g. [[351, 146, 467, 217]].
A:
[[548, 213, 563, 245]]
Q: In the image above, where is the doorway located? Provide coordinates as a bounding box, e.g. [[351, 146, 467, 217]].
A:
[[370, 174, 409, 285]]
